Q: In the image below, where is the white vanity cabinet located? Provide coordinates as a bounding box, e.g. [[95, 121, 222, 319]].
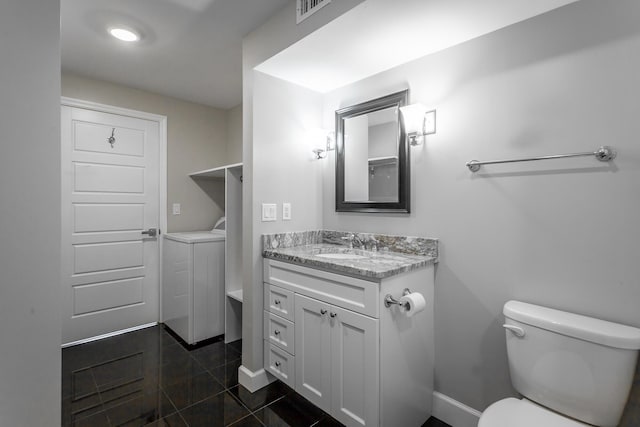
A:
[[263, 258, 434, 427]]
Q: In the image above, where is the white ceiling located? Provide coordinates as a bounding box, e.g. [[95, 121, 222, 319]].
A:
[[61, 0, 290, 109], [62, 0, 579, 110], [256, 0, 579, 93]]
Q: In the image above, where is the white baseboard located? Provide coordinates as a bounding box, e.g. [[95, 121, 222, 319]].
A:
[[238, 365, 275, 393], [432, 391, 482, 427], [62, 322, 157, 348]]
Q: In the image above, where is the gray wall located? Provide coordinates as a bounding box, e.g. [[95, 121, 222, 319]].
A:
[[62, 73, 229, 232], [227, 104, 243, 164], [242, 69, 325, 373], [0, 0, 62, 424], [322, 0, 640, 418], [241, 0, 364, 374]]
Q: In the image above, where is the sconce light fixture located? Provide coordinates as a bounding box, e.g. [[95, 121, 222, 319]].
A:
[[399, 103, 436, 146], [310, 129, 335, 159], [312, 148, 327, 159]]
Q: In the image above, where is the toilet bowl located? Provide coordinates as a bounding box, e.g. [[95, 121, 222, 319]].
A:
[[478, 398, 588, 427], [478, 300, 640, 427]]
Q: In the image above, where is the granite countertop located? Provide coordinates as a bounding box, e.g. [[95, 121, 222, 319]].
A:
[[262, 230, 438, 280]]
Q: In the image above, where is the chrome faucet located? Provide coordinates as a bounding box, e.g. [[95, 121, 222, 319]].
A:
[[341, 233, 355, 248]]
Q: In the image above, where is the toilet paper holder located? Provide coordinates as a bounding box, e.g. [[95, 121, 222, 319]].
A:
[[384, 288, 412, 309]]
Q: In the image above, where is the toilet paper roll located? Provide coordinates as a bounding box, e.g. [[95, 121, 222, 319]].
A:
[[399, 292, 426, 317]]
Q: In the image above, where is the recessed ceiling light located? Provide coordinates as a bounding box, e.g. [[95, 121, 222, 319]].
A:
[[109, 28, 140, 42]]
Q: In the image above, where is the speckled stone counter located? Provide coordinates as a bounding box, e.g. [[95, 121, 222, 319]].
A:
[[262, 230, 438, 280]]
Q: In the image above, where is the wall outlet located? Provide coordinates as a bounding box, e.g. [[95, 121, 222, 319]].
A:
[[283, 203, 291, 220], [262, 203, 277, 222], [424, 109, 436, 135], [172, 203, 181, 215]]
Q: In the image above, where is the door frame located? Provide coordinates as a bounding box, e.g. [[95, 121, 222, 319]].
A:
[[61, 96, 168, 346]]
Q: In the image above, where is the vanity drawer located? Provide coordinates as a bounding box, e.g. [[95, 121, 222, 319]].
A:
[[264, 259, 379, 318], [264, 343, 295, 388], [264, 284, 295, 321], [264, 311, 295, 355]]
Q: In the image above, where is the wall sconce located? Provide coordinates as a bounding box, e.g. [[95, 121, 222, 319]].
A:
[[399, 103, 436, 146], [310, 129, 335, 159], [312, 148, 327, 159]]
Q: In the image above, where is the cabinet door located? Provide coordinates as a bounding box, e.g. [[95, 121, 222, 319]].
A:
[[295, 294, 332, 413], [330, 305, 379, 427]]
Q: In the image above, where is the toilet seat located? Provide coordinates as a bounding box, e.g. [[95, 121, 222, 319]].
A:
[[478, 398, 589, 427]]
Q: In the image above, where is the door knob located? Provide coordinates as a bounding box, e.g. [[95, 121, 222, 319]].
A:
[[141, 228, 157, 237], [330, 312, 337, 318], [320, 309, 328, 315]]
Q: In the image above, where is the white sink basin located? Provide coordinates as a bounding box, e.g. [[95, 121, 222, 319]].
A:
[[316, 253, 368, 260]]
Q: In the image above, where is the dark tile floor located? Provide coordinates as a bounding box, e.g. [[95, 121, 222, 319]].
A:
[[62, 325, 450, 427]]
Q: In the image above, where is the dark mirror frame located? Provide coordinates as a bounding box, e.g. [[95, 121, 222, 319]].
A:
[[335, 89, 410, 213]]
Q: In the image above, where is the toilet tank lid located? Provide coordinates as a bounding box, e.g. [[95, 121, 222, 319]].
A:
[[504, 301, 640, 350]]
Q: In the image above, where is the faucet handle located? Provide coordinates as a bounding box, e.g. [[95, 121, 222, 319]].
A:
[[363, 237, 378, 252], [340, 233, 355, 248]]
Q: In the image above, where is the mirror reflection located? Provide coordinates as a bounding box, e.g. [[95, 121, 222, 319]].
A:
[[336, 90, 410, 213], [344, 106, 399, 202]]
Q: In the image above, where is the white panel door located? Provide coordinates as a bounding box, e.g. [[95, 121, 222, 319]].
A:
[[61, 105, 161, 344]]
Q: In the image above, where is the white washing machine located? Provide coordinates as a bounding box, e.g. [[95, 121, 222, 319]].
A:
[[162, 218, 226, 344]]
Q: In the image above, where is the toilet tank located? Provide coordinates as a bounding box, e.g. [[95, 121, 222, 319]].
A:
[[503, 300, 640, 427]]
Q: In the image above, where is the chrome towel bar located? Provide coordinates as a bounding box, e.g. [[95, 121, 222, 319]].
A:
[[466, 146, 616, 172]]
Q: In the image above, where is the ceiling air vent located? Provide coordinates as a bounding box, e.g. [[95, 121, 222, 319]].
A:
[[297, 0, 331, 24]]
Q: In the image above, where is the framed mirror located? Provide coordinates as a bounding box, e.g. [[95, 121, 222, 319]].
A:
[[335, 90, 410, 213]]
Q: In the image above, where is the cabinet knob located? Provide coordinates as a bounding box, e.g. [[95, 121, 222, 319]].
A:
[[275, 361, 281, 367], [274, 330, 280, 335], [330, 312, 337, 318], [320, 309, 328, 315], [274, 299, 281, 305]]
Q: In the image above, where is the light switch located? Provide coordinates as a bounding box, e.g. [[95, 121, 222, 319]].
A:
[[283, 203, 291, 220], [262, 203, 277, 222], [172, 203, 181, 215]]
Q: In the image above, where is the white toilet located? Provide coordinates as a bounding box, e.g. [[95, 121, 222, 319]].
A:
[[479, 300, 640, 427]]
